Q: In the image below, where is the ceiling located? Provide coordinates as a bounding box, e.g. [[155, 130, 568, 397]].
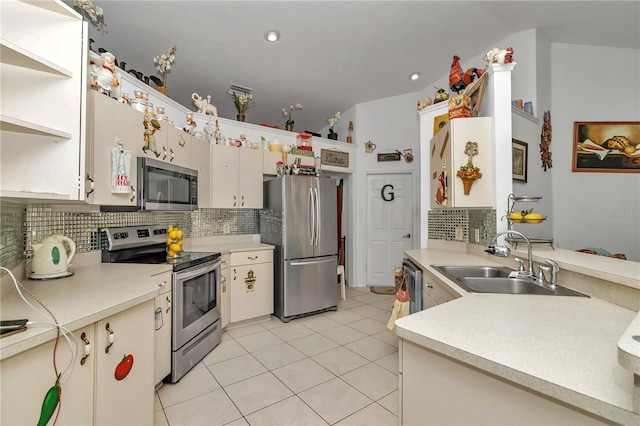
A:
[[75, 1, 639, 133]]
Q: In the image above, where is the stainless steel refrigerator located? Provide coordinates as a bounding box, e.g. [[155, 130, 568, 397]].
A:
[[261, 176, 338, 322]]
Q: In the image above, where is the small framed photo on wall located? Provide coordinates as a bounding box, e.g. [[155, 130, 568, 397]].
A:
[[512, 139, 528, 182]]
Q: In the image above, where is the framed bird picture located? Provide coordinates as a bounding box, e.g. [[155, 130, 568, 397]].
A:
[[463, 72, 488, 117], [572, 121, 640, 172]]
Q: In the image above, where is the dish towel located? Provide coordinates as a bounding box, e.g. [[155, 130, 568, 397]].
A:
[[111, 148, 132, 193]]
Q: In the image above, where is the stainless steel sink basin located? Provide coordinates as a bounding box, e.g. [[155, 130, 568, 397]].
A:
[[432, 265, 513, 279], [431, 265, 588, 297]]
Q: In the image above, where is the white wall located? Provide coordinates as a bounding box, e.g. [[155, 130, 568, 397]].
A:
[[551, 43, 640, 260]]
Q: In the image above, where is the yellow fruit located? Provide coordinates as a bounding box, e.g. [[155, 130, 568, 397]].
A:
[[509, 212, 523, 222], [167, 237, 173, 245], [177, 240, 183, 246], [176, 229, 183, 239], [168, 250, 176, 257], [624, 145, 636, 155], [169, 230, 179, 240], [168, 226, 174, 232], [525, 212, 543, 223], [170, 243, 181, 253]]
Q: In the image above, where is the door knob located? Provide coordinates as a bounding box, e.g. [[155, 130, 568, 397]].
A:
[[403, 234, 411, 238]]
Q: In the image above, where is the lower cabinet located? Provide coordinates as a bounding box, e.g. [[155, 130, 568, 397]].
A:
[[220, 253, 231, 329], [154, 286, 172, 385], [94, 300, 155, 425], [423, 270, 460, 308], [0, 300, 155, 425], [230, 249, 274, 324], [0, 324, 95, 425]]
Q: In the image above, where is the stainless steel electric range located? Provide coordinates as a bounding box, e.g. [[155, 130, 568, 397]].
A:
[[102, 225, 221, 383]]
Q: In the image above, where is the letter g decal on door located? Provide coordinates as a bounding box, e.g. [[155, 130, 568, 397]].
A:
[[381, 184, 395, 202]]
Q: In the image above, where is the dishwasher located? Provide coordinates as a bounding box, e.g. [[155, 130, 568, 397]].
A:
[[402, 258, 423, 313]]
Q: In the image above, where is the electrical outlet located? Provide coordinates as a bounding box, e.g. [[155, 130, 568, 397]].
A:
[[474, 229, 480, 242], [223, 222, 231, 234], [455, 227, 464, 241]]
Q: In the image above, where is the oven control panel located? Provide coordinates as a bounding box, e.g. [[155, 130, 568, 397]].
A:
[[103, 225, 171, 250]]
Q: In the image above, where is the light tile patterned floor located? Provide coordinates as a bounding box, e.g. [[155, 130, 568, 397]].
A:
[[154, 286, 399, 425]]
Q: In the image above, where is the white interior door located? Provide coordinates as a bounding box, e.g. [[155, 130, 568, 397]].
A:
[[366, 173, 413, 286]]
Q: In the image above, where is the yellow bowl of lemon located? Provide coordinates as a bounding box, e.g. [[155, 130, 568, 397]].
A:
[[166, 225, 184, 258]]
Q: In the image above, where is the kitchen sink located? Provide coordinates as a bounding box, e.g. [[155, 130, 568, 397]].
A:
[[431, 265, 588, 297], [431, 265, 513, 279]]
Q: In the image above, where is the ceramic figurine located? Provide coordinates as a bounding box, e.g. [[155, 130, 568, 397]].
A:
[[120, 93, 130, 104], [191, 93, 218, 116], [89, 51, 120, 96], [484, 47, 514, 65]]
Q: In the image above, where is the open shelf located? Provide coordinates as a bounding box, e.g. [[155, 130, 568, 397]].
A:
[[1, 114, 72, 139], [1, 39, 73, 77]]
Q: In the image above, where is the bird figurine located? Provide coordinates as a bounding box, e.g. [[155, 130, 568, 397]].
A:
[[462, 68, 483, 87], [449, 55, 465, 94], [484, 47, 514, 65]]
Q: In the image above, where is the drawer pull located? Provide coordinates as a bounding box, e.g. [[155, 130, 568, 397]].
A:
[[426, 284, 434, 289], [158, 280, 167, 287], [105, 323, 114, 353], [248, 256, 258, 260], [166, 296, 171, 313], [80, 332, 91, 366]]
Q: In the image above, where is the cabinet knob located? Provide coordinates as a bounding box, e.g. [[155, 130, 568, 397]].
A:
[[241, 195, 245, 206], [426, 284, 434, 289], [403, 234, 411, 238], [233, 196, 237, 207], [166, 296, 171, 313], [158, 280, 166, 287], [86, 174, 95, 197], [248, 256, 258, 260]]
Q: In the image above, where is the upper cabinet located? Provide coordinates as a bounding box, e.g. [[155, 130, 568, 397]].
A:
[[0, 0, 87, 200], [429, 117, 493, 209], [211, 145, 263, 208]]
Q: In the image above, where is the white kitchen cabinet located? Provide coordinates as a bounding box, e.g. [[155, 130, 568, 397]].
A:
[[211, 145, 263, 208], [85, 90, 141, 206], [144, 121, 193, 167], [230, 249, 274, 324], [400, 339, 606, 425], [220, 253, 231, 329], [429, 117, 493, 209], [153, 280, 172, 385], [0, 324, 95, 425], [94, 300, 155, 425], [190, 135, 212, 208], [0, 0, 87, 200]]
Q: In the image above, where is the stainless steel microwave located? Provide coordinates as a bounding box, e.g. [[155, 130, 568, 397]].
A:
[[138, 157, 198, 211]]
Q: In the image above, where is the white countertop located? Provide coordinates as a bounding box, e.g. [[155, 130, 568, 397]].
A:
[[398, 247, 640, 425], [0, 262, 172, 361], [0, 236, 273, 361]]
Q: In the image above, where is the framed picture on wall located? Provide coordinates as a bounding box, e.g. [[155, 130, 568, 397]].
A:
[[572, 121, 640, 172], [512, 139, 528, 182]]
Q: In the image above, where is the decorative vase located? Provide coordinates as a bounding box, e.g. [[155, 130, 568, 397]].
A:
[[156, 86, 168, 95], [328, 133, 338, 140], [461, 177, 475, 195], [285, 123, 293, 132], [237, 114, 245, 122]]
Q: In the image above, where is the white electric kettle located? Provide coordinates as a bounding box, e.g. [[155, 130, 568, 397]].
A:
[[30, 235, 76, 279]]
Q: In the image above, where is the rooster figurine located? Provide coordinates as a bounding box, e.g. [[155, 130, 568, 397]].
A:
[[449, 55, 465, 94], [449, 56, 484, 94]]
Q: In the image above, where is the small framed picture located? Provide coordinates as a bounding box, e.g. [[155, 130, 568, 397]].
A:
[[512, 139, 528, 182]]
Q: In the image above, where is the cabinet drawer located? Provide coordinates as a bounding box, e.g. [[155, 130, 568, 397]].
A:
[[230, 249, 273, 266], [424, 279, 459, 305]]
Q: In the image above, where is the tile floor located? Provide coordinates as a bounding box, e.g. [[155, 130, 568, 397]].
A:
[[154, 286, 400, 425]]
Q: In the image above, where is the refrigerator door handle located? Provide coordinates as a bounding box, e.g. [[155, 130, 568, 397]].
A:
[[290, 257, 335, 267], [309, 187, 316, 245], [314, 187, 320, 247]]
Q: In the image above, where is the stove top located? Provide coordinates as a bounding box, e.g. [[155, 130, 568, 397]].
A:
[[101, 225, 220, 271]]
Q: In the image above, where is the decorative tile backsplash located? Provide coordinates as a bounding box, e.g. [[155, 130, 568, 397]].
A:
[[428, 208, 496, 245], [0, 201, 259, 269]]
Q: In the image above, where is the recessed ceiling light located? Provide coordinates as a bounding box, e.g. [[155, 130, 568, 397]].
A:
[[409, 72, 421, 81], [264, 30, 280, 42]]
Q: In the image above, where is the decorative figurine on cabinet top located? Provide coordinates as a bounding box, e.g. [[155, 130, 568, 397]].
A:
[[89, 51, 120, 97], [484, 47, 514, 65], [191, 93, 218, 116]]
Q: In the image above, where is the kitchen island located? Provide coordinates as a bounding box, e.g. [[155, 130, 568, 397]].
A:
[[396, 243, 640, 425]]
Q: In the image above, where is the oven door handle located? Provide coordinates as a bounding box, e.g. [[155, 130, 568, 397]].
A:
[[173, 259, 221, 282]]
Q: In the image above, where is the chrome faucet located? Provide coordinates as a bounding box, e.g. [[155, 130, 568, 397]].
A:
[[537, 259, 560, 288], [485, 230, 535, 279]]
